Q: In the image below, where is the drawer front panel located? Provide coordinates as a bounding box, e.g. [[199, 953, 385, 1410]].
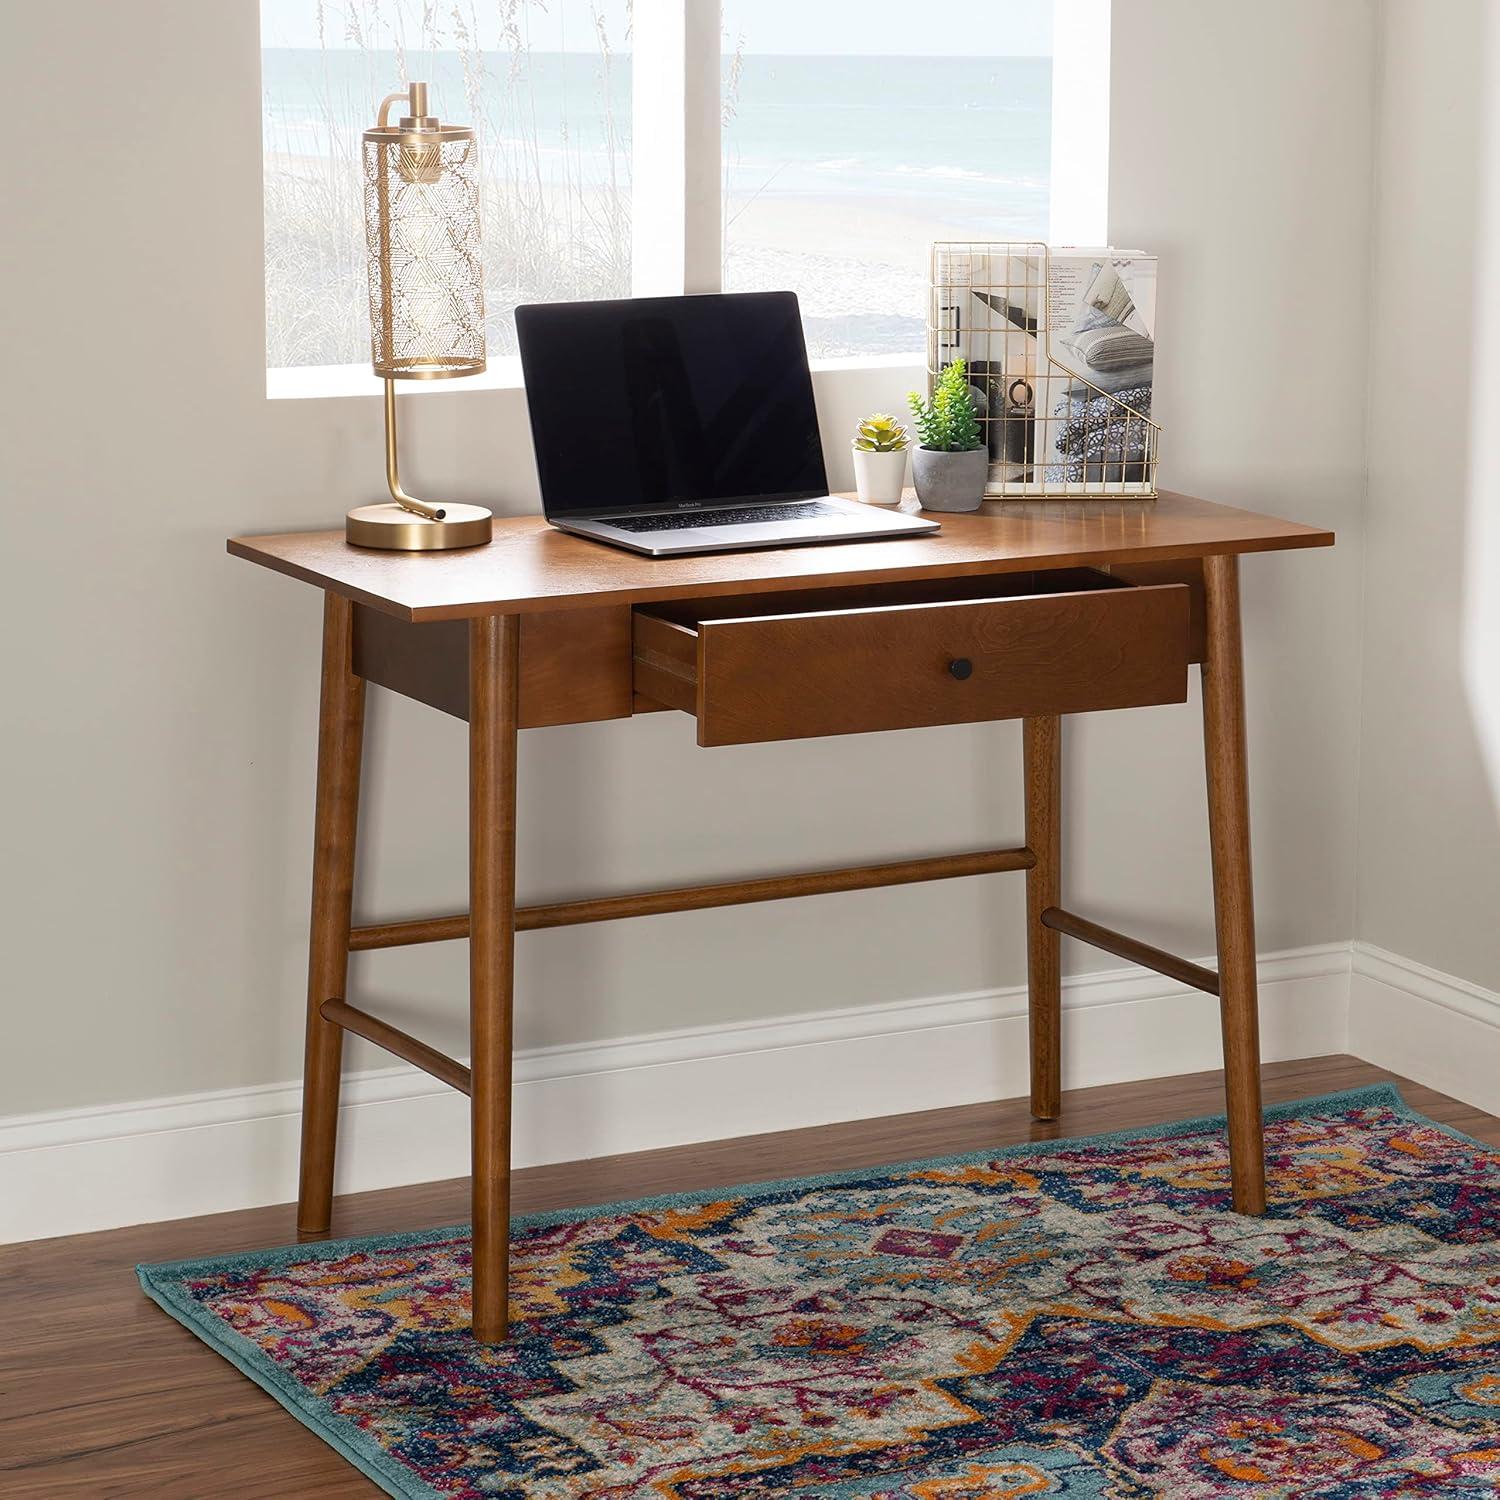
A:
[[678, 583, 1189, 745]]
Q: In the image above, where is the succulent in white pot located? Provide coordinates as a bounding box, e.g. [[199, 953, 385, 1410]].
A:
[[850, 413, 910, 505], [906, 357, 988, 512]]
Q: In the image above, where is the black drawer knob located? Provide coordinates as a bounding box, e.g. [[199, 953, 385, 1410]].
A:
[[948, 657, 973, 681]]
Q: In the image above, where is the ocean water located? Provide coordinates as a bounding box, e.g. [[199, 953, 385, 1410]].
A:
[[261, 48, 631, 177], [724, 54, 1049, 228], [262, 49, 1049, 220]]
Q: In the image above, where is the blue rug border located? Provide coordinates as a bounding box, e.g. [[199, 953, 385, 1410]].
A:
[[136, 1081, 1488, 1500]]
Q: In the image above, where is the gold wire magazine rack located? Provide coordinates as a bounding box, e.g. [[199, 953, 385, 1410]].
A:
[[927, 240, 1160, 499]]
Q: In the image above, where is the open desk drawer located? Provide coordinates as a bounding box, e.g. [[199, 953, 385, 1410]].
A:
[[632, 568, 1190, 746]]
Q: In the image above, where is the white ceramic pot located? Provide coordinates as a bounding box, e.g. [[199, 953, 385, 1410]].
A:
[[851, 444, 909, 506]]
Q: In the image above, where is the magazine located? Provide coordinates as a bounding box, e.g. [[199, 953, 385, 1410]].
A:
[[931, 245, 1157, 494]]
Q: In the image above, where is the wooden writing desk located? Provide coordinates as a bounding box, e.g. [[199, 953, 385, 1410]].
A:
[[230, 491, 1333, 1342]]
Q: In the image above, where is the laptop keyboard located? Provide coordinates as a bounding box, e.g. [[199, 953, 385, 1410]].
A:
[[605, 501, 843, 534]]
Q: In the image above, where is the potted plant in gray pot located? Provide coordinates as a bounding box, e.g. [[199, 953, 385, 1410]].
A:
[[907, 357, 988, 512]]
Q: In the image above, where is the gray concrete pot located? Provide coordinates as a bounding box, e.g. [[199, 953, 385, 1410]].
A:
[[911, 446, 987, 512]]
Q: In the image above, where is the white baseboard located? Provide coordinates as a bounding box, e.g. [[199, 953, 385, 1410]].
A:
[[1349, 941, 1500, 1117], [1, 943, 1350, 1243]]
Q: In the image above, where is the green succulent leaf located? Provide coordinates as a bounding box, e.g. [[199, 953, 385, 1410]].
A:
[[906, 357, 983, 452], [853, 412, 909, 452]]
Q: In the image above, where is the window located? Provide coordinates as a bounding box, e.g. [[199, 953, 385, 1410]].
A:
[[721, 1, 1054, 359], [260, 1, 1086, 383], [260, 0, 632, 370]]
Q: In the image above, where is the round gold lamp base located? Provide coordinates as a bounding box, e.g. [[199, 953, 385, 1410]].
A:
[[345, 502, 493, 551]]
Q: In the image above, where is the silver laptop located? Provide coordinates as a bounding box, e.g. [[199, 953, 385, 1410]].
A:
[[514, 291, 939, 557]]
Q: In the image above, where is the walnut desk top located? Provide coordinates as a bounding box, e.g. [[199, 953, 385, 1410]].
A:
[[228, 491, 1332, 623]]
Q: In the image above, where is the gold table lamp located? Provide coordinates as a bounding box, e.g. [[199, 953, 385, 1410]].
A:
[[346, 82, 493, 550]]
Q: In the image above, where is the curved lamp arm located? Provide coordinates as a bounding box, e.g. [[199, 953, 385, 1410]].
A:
[[383, 380, 445, 521]]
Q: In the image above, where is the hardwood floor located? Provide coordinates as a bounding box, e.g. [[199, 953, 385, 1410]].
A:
[[4, 1055, 1496, 1498]]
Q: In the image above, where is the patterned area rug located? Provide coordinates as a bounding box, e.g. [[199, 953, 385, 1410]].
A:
[[139, 1085, 1500, 1499]]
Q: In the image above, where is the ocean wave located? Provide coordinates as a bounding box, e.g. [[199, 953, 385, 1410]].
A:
[[729, 150, 1045, 187], [889, 163, 1044, 187], [732, 158, 1047, 193]]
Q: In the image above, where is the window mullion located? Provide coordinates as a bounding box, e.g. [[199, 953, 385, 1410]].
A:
[[631, 0, 722, 295]]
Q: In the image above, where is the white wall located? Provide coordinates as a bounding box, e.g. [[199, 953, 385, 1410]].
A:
[[3, 4, 1370, 1135], [1106, 0, 1371, 952], [1356, 0, 1500, 992]]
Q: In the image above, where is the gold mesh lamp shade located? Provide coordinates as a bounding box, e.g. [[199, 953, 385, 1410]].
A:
[[346, 82, 493, 550]]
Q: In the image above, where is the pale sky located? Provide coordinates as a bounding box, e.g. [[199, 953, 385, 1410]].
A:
[[260, 1, 1053, 57]]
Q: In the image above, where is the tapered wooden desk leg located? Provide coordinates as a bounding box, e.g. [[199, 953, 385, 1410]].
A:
[[470, 614, 521, 1342], [297, 594, 367, 1236], [1201, 554, 1267, 1215], [1024, 716, 1062, 1120]]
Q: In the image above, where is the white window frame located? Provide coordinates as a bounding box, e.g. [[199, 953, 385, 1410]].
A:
[[266, 0, 1107, 399]]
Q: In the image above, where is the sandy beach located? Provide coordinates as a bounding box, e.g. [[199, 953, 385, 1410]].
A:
[[265, 147, 1042, 366], [725, 192, 1041, 356]]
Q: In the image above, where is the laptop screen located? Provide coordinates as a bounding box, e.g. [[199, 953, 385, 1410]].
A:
[[515, 292, 828, 517]]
